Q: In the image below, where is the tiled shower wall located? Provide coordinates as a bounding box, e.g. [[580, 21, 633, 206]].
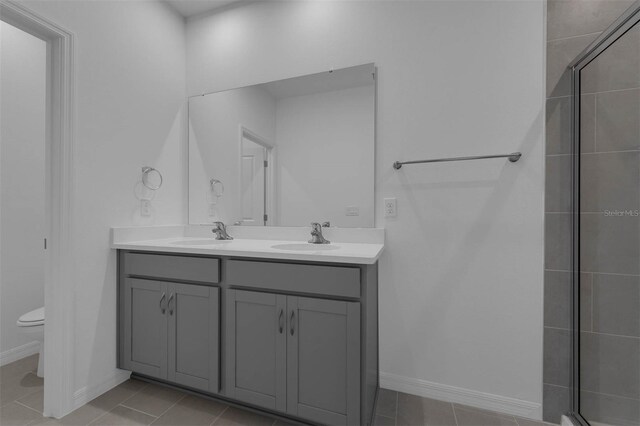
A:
[[543, 0, 638, 423]]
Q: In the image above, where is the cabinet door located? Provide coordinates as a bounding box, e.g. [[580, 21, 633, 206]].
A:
[[226, 290, 286, 412], [167, 283, 220, 393], [287, 297, 361, 426], [122, 279, 168, 379]]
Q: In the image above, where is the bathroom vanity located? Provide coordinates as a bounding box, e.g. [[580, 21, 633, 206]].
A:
[[115, 234, 382, 426], [116, 62, 381, 425]]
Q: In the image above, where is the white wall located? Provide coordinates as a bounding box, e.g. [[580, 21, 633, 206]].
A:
[[0, 21, 47, 361], [187, 0, 545, 414], [275, 86, 374, 227], [21, 0, 186, 401], [189, 85, 276, 224]]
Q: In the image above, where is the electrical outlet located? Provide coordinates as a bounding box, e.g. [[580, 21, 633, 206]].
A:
[[384, 198, 397, 218], [141, 200, 151, 217]]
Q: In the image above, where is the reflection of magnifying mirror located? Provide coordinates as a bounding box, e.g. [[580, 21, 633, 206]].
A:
[[208, 179, 224, 220], [142, 167, 163, 190], [210, 179, 224, 197]]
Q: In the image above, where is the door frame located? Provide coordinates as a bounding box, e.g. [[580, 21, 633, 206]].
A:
[[0, 0, 76, 418], [238, 125, 275, 226]]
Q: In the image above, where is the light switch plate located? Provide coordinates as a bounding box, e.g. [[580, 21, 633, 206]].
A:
[[384, 198, 397, 217], [346, 206, 360, 216]]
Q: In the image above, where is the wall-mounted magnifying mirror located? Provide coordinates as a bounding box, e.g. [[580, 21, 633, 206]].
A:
[[142, 166, 163, 191], [188, 63, 375, 227]]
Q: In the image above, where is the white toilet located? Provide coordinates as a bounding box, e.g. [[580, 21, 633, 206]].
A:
[[17, 307, 45, 377]]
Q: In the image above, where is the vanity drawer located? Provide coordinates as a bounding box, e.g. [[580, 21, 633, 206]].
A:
[[123, 252, 220, 284], [226, 260, 360, 298]]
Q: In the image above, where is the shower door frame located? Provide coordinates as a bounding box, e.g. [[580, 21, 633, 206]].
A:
[[568, 2, 640, 424]]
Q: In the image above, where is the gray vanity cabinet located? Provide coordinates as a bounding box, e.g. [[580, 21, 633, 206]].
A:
[[287, 296, 361, 426], [121, 277, 220, 394], [226, 290, 361, 426], [119, 251, 379, 426], [225, 290, 287, 412], [122, 278, 169, 380], [167, 283, 219, 393]]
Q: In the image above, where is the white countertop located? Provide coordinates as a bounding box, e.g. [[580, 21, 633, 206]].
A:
[[111, 236, 384, 264]]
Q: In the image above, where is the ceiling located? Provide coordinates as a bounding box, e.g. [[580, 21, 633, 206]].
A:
[[164, 0, 246, 18]]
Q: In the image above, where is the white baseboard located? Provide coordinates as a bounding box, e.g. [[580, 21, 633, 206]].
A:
[[0, 341, 41, 367], [380, 371, 542, 419], [72, 369, 131, 411]]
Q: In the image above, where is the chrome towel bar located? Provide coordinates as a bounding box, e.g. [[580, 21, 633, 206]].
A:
[[393, 152, 522, 170]]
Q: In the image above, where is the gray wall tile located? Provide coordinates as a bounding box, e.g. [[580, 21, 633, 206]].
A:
[[544, 271, 593, 330], [596, 89, 640, 152], [581, 272, 593, 332], [581, 94, 596, 153], [582, 24, 640, 93], [547, 0, 636, 40], [546, 155, 572, 213], [542, 384, 571, 423], [581, 390, 640, 426], [544, 270, 572, 329], [547, 34, 599, 98], [580, 213, 640, 275], [546, 97, 572, 155], [581, 332, 640, 399], [580, 151, 640, 213], [545, 94, 595, 155], [545, 213, 572, 271], [593, 273, 640, 337], [544, 327, 572, 387]]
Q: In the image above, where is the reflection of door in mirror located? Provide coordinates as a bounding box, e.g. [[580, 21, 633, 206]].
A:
[[240, 135, 267, 226]]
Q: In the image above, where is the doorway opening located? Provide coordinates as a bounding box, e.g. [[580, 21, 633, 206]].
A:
[[0, 0, 75, 418], [238, 126, 274, 226]]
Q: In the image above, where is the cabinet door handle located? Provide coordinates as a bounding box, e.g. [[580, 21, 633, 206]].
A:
[[168, 293, 175, 315], [289, 310, 295, 336], [159, 293, 166, 314], [278, 309, 284, 334]]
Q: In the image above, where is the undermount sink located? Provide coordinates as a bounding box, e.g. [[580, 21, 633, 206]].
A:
[[271, 243, 339, 251], [170, 239, 232, 246]]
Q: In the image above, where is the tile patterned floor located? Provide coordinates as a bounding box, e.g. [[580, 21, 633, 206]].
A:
[[1, 355, 553, 426]]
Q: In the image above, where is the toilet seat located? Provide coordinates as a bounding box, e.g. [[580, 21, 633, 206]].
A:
[[17, 307, 44, 327]]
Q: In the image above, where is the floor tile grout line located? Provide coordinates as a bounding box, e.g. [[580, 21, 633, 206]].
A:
[[120, 381, 152, 406], [451, 402, 459, 426], [209, 405, 229, 426], [116, 403, 162, 419], [394, 390, 398, 425], [12, 399, 43, 416], [87, 407, 112, 426], [121, 392, 186, 420]]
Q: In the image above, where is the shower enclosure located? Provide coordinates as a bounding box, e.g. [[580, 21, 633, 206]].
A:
[[569, 2, 640, 425]]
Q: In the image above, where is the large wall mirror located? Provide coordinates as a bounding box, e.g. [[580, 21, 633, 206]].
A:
[[188, 63, 376, 227]]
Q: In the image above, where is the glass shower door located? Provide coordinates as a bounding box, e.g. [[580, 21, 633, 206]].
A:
[[576, 17, 640, 426]]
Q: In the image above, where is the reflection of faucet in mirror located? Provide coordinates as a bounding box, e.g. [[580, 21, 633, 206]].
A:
[[212, 221, 233, 240], [309, 222, 330, 244]]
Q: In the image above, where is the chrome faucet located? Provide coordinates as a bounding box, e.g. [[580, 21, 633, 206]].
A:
[[309, 222, 330, 244], [212, 221, 233, 240]]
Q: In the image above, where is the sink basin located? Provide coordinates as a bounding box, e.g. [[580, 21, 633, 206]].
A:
[[170, 239, 232, 246], [271, 243, 339, 251]]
